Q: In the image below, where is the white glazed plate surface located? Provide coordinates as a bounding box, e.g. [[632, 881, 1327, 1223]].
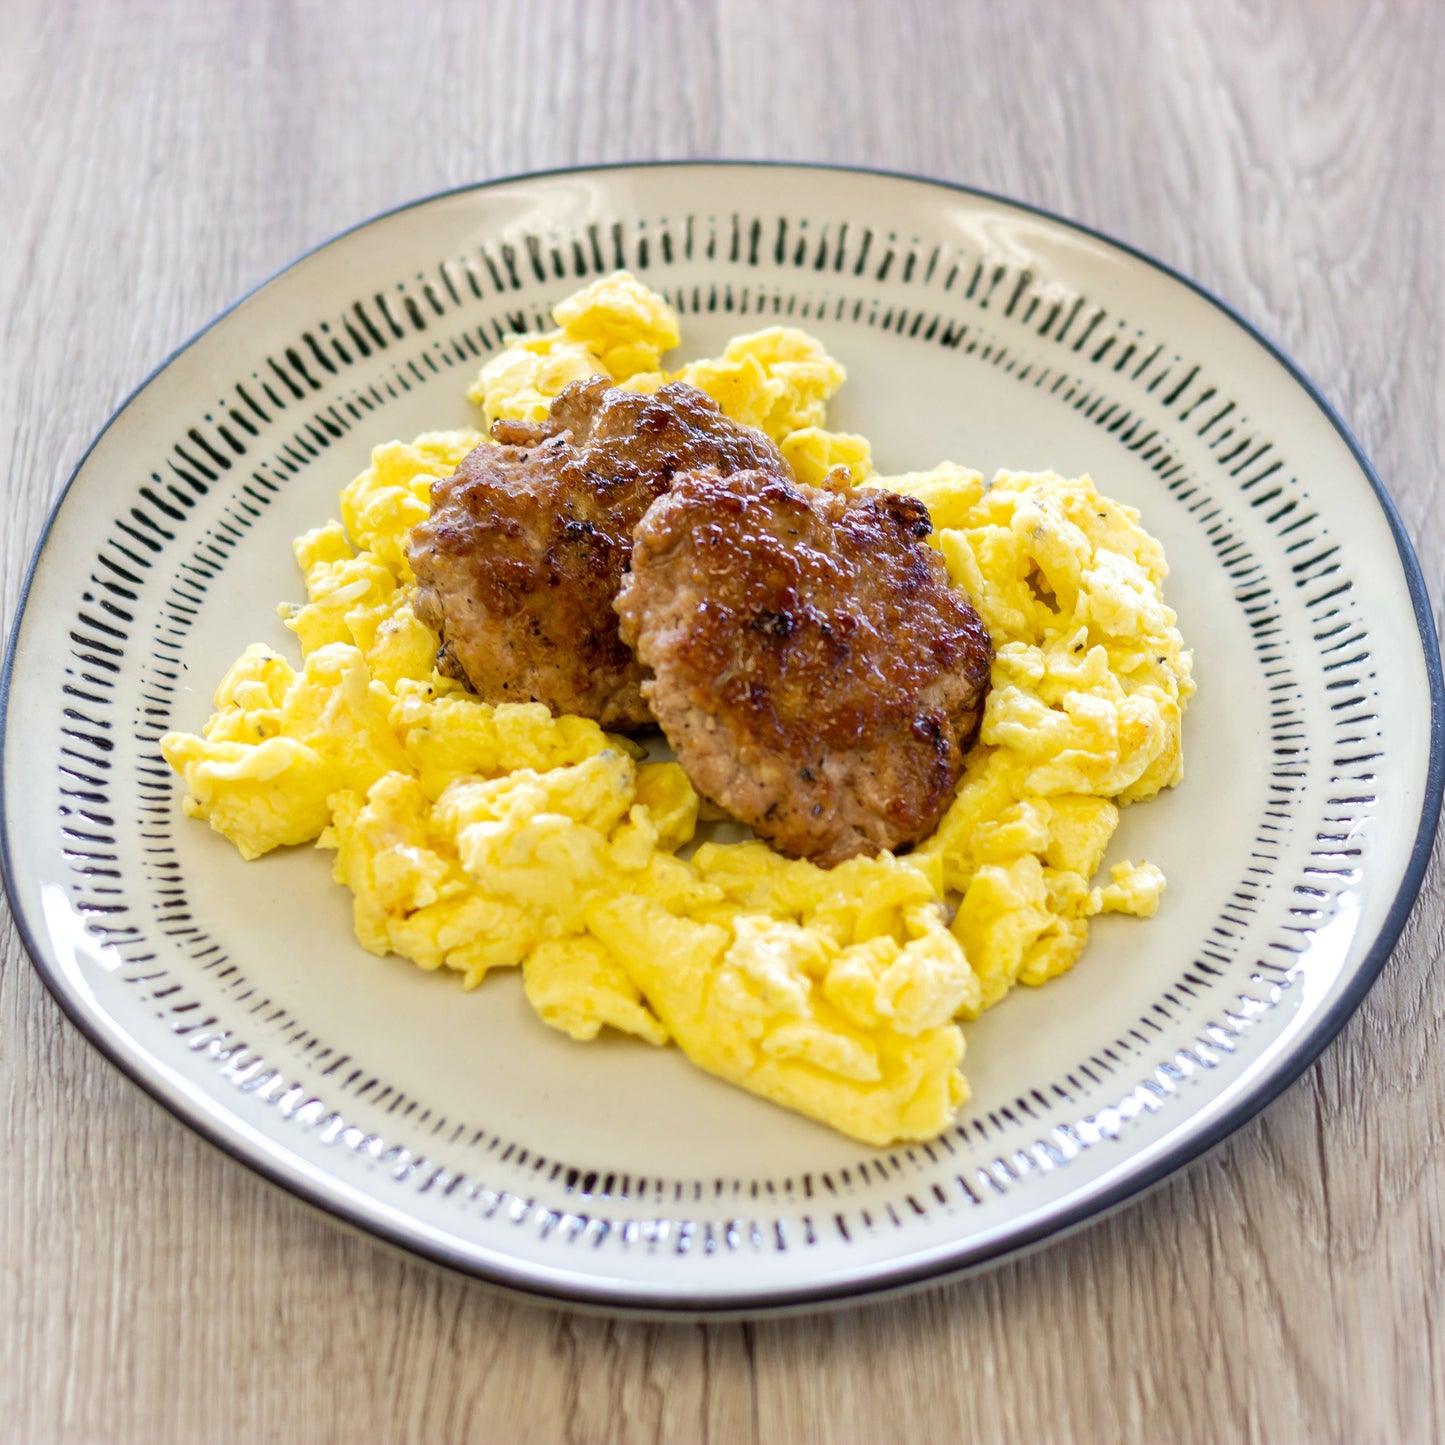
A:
[[3, 163, 1441, 1315]]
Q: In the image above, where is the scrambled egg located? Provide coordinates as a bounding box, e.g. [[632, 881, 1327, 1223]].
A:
[[469, 271, 873, 485], [161, 274, 1193, 1147]]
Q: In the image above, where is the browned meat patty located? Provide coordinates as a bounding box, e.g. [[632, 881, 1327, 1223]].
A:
[[615, 470, 994, 866], [408, 378, 789, 730]]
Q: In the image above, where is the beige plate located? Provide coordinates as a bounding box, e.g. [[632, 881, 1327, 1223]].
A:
[[2, 163, 1440, 1315]]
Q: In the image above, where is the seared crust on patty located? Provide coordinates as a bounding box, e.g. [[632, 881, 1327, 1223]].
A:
[[408, 378, 789, 730], [615, 469, 993, 866]]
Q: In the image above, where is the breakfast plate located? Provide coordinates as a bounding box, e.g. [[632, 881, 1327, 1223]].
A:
[[3, 162, 1440, 1315]]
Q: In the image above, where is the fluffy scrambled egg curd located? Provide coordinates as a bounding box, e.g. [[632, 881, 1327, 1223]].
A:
[[468, 271, 874, 486], [161, 273, 1193, 1147]]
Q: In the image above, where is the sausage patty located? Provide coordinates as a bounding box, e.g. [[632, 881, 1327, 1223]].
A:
[[615, 469, 994, 866], [408, 378, 788, 729]]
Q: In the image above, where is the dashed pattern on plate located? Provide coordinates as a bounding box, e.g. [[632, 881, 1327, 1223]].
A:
[[51, 201, 1378, 1250]]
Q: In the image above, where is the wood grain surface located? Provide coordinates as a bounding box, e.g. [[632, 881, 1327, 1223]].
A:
[[3, 1, 1442, 1441]]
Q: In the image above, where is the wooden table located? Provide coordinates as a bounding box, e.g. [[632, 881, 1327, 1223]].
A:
[[3, 2, 1441, 1439]]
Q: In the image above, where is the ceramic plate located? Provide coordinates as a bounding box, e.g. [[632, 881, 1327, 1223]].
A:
[[3, 163, 1441, 1316]]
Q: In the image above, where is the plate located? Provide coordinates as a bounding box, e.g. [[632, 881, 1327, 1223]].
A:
[[3, 163, 1440, 1316]]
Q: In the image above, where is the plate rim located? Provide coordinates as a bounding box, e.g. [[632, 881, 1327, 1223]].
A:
[[3, 158, 1441, 1317]]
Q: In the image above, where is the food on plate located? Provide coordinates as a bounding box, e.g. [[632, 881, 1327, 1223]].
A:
[[470, 272, 873, 486], [616, 468, 993, 866], [906, 465, 1189, 1002], [409, 376, 787, 730], [160, 271, 1193, 1146]]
